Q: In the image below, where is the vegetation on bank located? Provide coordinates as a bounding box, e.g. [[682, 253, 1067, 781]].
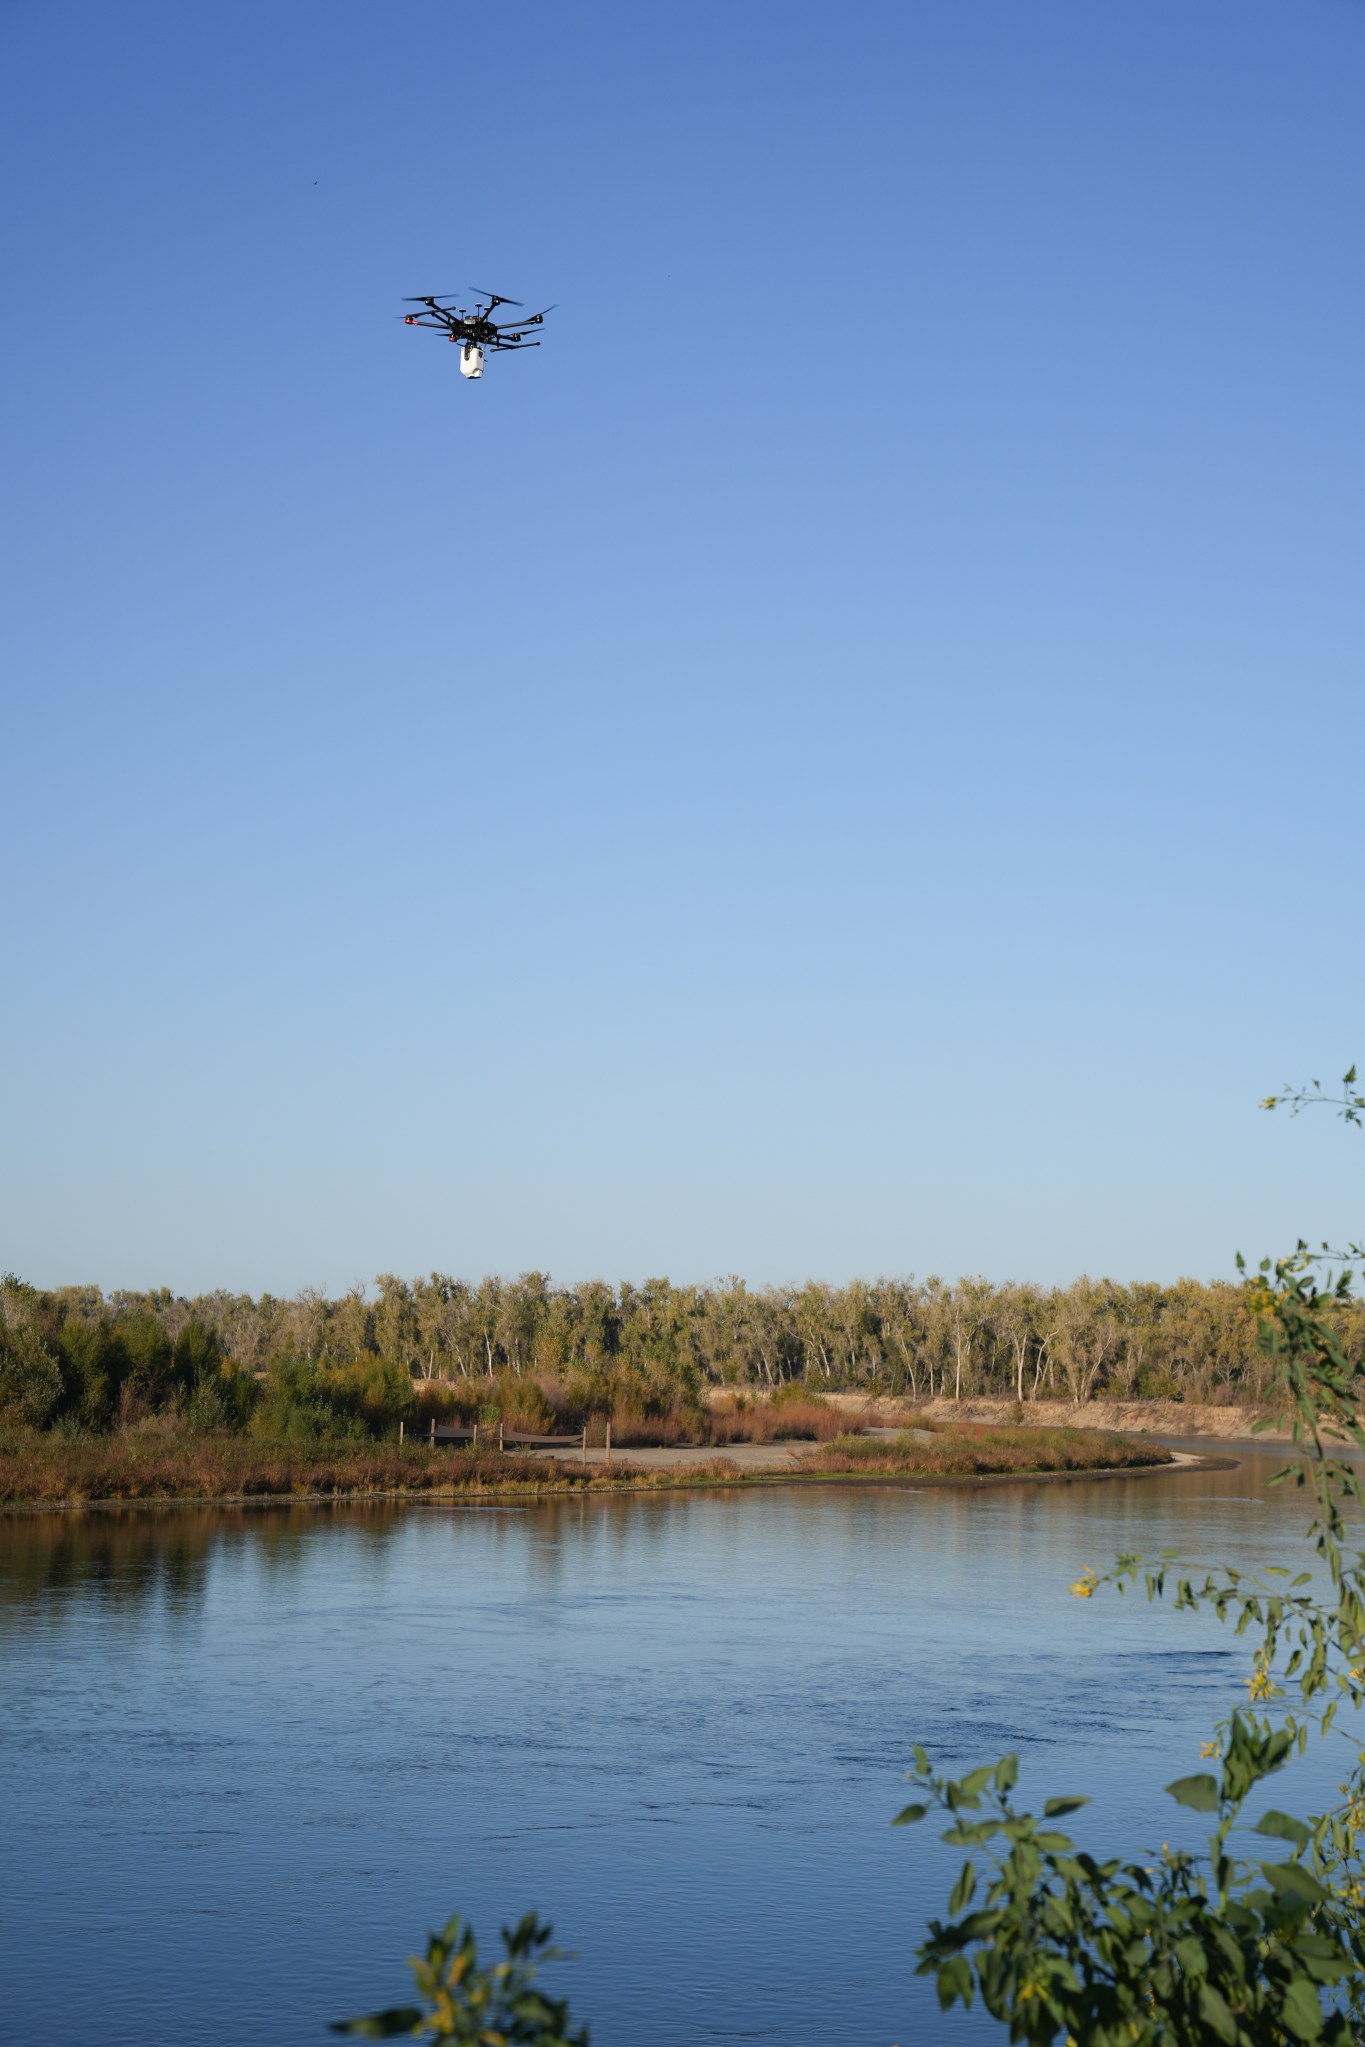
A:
[[0, 1431, 614, 1505], [6, 1271, 1363, 1444], [802, 1422, 1172, 1477], [0, 1415, 1171, 1506]]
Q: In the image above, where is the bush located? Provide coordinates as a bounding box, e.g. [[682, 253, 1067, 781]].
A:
[[57, 1317, 114, 1429], [252, 1354, 416, 1441], [110, 1314, 175, 1408], [0, 1325, 63, 1428], [708, 1394, 852, 1443]]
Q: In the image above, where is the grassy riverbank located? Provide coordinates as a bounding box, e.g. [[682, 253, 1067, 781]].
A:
[[0, 1421, 1173, 1507], [803, 1424, 1173, 1478]]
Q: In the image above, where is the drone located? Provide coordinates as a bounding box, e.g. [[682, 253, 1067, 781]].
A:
[[400, 288, 554, 380]]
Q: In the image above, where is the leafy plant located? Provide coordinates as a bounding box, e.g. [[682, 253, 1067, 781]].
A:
[[332, 1912, 587, 2045], [895, 1071, 1365, 2042]]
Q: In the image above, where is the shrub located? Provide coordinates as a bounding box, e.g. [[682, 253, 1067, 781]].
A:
[[708, 1394, 853, 1443], [0, 1324, 63, 1428], [57, 1317, 114, 1429], [800, 1424, 1170, 1476]]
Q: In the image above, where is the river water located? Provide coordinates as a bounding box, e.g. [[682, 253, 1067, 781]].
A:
[[0, 1443, 1354, 2046]]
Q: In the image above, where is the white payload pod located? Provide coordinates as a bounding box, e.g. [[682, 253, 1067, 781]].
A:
[[459, 342, 485, 379]]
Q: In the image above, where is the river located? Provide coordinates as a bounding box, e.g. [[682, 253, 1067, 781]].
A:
[[0, 1442, 1353, 2045]]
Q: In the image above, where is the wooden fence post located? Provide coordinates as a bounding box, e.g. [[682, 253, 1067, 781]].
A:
[[498, 1421, 504, 1453], [430, 1417, 436, 1444], [581, 1426, 587, 1465], [605, 1417, 612, 1467], [399, 1420, 404, 1444]]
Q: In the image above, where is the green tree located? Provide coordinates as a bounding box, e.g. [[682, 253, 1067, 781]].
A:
[[0, 1279, 63, 1427]]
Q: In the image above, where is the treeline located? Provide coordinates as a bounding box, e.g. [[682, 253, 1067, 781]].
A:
[[4, 1269, 1363, 1440]]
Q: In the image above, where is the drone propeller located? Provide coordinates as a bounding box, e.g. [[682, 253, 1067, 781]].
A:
[[402, 292, 464, 302], [502, 305, 556, 328], [470, 287, 523, 306]]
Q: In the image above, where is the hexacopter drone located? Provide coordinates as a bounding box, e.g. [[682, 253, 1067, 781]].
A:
[[400, 288, 554, 380]]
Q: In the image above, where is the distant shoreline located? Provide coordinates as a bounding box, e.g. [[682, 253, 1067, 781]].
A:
[[0, 1439, 1230, 1516]]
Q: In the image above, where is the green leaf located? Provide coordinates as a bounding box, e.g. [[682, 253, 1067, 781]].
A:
[[1279, 1972, 1327, 2042], [1165, 1773, 1220, 1813], [1043, 1795, 1089, 1818], [893, 1802, 928, 1827], [1252, 1809, 1312, 1847], [330, 2008, 424, 2038], [1260, 1860, 1328, 1906], [935, 1956, 973, 2011], [1197, 1984, 1238, 2044], [948, 1862, 977, 1914]]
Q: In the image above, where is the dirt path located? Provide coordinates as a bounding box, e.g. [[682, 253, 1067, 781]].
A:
[[530, 1441, 808, 1471], [535, 1437, 1211, 1475]]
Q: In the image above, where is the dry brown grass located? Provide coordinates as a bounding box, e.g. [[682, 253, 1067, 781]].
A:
[[0, 1415, 1171, 1508], [799, 1423, 1172, 1478], [0, 1432, 623, 1506], [706, 1393, 856, 1444]]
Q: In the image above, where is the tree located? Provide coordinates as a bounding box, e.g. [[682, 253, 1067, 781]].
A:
[[0, 1279, 63, 1427], [1052, 1277, 1120, 1404], [947, 1276, 993, 1402], [374, 1275, 420, 1376], [995, 1283, 1043, 1404]]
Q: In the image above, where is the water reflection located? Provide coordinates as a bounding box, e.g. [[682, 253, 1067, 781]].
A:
[[0, 1438, 1318, 1629], [0, 1503, 412, 1617]]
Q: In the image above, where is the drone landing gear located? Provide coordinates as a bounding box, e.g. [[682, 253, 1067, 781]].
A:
[[458, 342, 485, 380]]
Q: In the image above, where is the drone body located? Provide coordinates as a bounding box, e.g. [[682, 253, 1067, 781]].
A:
[[401, 289, 554, 380]]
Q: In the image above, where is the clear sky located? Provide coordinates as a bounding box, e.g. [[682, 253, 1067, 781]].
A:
[[3, 1, 1362, 1298]]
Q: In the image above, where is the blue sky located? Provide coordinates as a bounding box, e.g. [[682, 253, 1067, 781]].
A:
[[3, 1, 1362, 1296]]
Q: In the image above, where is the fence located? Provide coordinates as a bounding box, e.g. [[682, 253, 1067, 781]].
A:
[[398, 1419, 614, 1462]]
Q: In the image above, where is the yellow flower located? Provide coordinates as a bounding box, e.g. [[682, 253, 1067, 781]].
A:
[[1246, 1669, 1277, 1702], [1199, 1742, 1221, 1759], [1070, 1569, 1098, 1600]]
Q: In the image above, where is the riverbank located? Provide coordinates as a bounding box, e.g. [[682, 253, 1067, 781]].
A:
[[0, 1422, 1181, 1509], [757, 1392, 1295, 1439]]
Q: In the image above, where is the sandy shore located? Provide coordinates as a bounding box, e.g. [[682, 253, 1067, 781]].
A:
[[530, 1440, 810, 1472], [535, 1435, 1214, 1477]]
